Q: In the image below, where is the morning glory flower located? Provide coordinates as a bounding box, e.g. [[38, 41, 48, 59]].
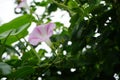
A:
[[16, 0, 29, 9], [28, 23, 56, 47]]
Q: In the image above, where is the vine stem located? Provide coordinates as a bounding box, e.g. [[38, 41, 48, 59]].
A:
[[23, 38, 41, 65], [15, 36, 41, 65], [51, 0, 74, 16], [0, 30, 13, 61]]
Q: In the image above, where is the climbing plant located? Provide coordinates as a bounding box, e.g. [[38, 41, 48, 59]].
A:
[[0, 0, 120, 80]]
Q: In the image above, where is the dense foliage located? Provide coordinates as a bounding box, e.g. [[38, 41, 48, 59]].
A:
[[0, 0, 120, 80]]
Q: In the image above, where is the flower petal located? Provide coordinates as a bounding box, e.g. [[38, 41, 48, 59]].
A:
[[37, 24, 48, 37], [28, 22, 55, 46], [16, 0, 29, 9], [28, 37, 41, 46], [45, 23, 56, 37], [28, 27, 44, 45]]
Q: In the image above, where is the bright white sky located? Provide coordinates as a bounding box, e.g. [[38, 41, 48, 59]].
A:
[[0, 0, 20, 24], [0, 0, 70, 26]]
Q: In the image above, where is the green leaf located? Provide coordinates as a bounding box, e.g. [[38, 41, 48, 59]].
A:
[[21, 50, 41, 66], [0, 62, 11, 75], [11, 66, 35, 78], [0, 14, 32, 44], [67, 0, 78, 9], [0, 29, 13, 39], [48, 3, 57, 14], [35, 1, 48, 6], [0, 14, 31, 33]]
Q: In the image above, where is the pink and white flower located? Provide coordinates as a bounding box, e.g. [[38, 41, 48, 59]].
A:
[[16, 0, 29, 9], [28, 23, 56, 46]]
